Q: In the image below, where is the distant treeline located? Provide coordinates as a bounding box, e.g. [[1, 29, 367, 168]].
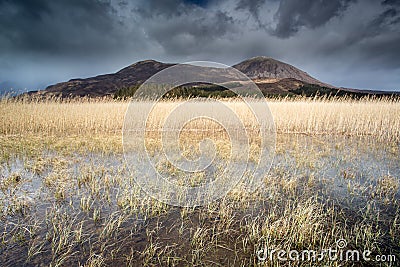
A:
[[289, 85, 399, 99], [113, 83, 239, 99], [114, 83, 399, 99]]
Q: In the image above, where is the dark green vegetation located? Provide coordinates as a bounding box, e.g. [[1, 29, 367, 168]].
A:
[[113, 84, 239, 99], [114, 83, 400, 99], [290, 84, 400, 98]]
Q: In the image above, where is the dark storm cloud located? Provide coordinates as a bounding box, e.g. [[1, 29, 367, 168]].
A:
[[383, 0, 400, 6], [379, 0, 400, 26], [271, 0, 355, 38], [142, 10, 236, 55], [373, 8, 399, 27], [235, 0, 267, 26], [108, 0, 237, 56], [0, 0, 235, 60], [358, 11, 400, 70], [313, 0, 400, 71], [0, 0, 399, 91], [0, 0, 142, 56], [183, 0, 209, 7], [132, 0, 186, 18], [0, 0, 150, 90]]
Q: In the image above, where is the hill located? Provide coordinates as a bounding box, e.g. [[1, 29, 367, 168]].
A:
[[26, 57, 398, 98], [37, 60, 174, 97], [233, 56, 332, 87]]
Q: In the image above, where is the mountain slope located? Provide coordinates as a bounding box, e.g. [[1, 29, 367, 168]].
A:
[[33, 57, 333, 97], [42, 60, 174, 97], [233, 56, 332, 87]]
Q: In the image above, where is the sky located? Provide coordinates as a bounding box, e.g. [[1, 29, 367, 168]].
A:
[[0, 0, 400, 93]]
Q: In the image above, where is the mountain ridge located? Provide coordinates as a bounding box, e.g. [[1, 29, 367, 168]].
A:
[[28, 57, 396, 98], [41, 60, 175, 97], [232, 56, 333, 88]]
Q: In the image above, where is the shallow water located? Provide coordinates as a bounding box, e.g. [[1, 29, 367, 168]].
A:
[[0, 134, 399, 266]]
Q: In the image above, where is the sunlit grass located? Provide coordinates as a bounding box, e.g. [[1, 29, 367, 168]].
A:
[[1, 96, 399, 141], [0, 96, 399, 266]]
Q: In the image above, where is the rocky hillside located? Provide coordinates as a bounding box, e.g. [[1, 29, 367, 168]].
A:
[[39, 60, 174, 97], [31, 57, 334, 97], [233, 56, 332, 87]]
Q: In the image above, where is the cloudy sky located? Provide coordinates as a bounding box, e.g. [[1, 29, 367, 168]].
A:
[[1, 0, 399, 92]]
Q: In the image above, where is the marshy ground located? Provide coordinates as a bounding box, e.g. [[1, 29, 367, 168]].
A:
[[0, 97, 399, 266]]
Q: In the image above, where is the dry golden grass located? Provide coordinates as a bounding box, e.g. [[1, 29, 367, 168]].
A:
[[1, 96, 399, 142], [0, 94, 399, 266], [0, 98, 125, 136], [269, 96, 400, 141]]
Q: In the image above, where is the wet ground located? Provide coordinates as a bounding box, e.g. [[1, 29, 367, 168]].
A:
[[0, 134, 399, 266]]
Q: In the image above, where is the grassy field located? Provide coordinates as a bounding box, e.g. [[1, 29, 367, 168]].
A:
[[0, 96, 399, 266], [1, 96, 399, 140]]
